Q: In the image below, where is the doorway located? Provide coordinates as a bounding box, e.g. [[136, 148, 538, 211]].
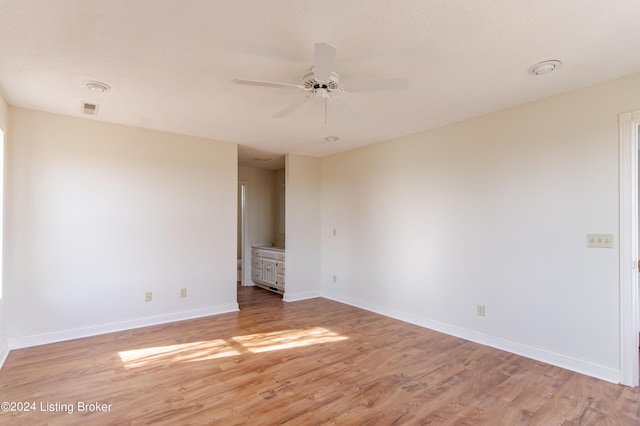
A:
[[619, 111, 640, 386]]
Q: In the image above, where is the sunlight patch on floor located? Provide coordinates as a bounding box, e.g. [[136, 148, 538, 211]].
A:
[[118, 340, 241, 368], [118, 327, 347, 367], [232, 327, 348, 353]]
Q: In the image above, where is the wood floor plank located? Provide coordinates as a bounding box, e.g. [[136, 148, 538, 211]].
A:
[[1, 285, 640, 425]]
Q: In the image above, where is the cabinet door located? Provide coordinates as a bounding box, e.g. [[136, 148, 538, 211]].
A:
[[276, 273, 285, 290], [262, 259, 277, 286]]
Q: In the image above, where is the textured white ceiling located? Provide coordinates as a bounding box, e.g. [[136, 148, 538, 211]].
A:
[[1, 1, 640, 169]]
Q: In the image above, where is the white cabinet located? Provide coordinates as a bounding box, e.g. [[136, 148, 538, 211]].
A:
[[251, 247, 285, 294]]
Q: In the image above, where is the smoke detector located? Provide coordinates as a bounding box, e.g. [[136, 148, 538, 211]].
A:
[[528, 60, 562, 76], [86, 81, 111, 92]]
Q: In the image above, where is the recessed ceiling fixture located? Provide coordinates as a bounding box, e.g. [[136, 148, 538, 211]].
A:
[[85, 81, 111, 92], [325, 136, 339, 143], [252, 156, 273, 162], [528, 60, 562, 76]]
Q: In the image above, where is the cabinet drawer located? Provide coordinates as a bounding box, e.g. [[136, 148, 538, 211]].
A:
[[251, 248, 262, 257], [252, 269, 262, 282], [277, 262, 285, 274], [251, 257, 262, 269], [276, 252, 285, 261], [262, 250, 278, 260]]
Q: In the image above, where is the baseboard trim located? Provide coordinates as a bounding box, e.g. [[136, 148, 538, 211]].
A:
[[283, 290, 322, 303], [322, 291, 620, 384], [8, 303, 239, 350], [0, 339, 9, 369]]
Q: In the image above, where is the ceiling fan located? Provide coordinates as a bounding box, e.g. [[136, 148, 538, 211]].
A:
[[234, 42, 409, 124]]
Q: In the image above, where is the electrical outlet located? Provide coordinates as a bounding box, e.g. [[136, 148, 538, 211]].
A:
[[145, 292, 152, 302], [332, 228, 337, 237], [332, 275, 337, 283], [180, 288, 187, 298], [477, 304, 485, 316]]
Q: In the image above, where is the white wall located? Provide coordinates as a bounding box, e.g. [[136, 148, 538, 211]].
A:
[[284, 154, 321, 301], [238, 166, 277, 285], [0, 93, 8, 365], [6, 108, 238, 347], [274, 168, 286, 248], [321, 72, 640, 383], [0, 94, 7, 130]]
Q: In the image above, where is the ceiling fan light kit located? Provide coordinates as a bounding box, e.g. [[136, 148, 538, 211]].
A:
[[302, 70, 340, 91], [234, 42, 409, 123]]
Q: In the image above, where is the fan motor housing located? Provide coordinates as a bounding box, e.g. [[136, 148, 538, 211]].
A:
[[302, 69, 340, 91]]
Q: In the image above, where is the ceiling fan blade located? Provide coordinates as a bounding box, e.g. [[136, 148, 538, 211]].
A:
[[330, 97, 363, 120], [273, 96, 312, 118], [343, 77, 409, 93], [313, 42, 337, 82], [233, 78, 303, 90]]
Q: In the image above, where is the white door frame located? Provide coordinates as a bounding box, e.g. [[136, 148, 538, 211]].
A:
[[238, 180, 247, 286], [619, 111, 640, 386]]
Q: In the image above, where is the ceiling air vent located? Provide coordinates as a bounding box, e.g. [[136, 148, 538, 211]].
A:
[[82, 102, 98, 115]]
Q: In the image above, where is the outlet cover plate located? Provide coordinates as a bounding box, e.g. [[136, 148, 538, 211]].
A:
[[587, 234, 614, 248]]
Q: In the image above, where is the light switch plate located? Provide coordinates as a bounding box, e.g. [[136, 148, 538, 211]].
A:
[[587, 234, 614, 248]]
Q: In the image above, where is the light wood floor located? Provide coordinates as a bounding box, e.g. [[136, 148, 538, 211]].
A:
[[2, 286, 640, 425]]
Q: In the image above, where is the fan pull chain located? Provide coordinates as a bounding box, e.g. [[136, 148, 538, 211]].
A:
[[324, 97, 328, 125]]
